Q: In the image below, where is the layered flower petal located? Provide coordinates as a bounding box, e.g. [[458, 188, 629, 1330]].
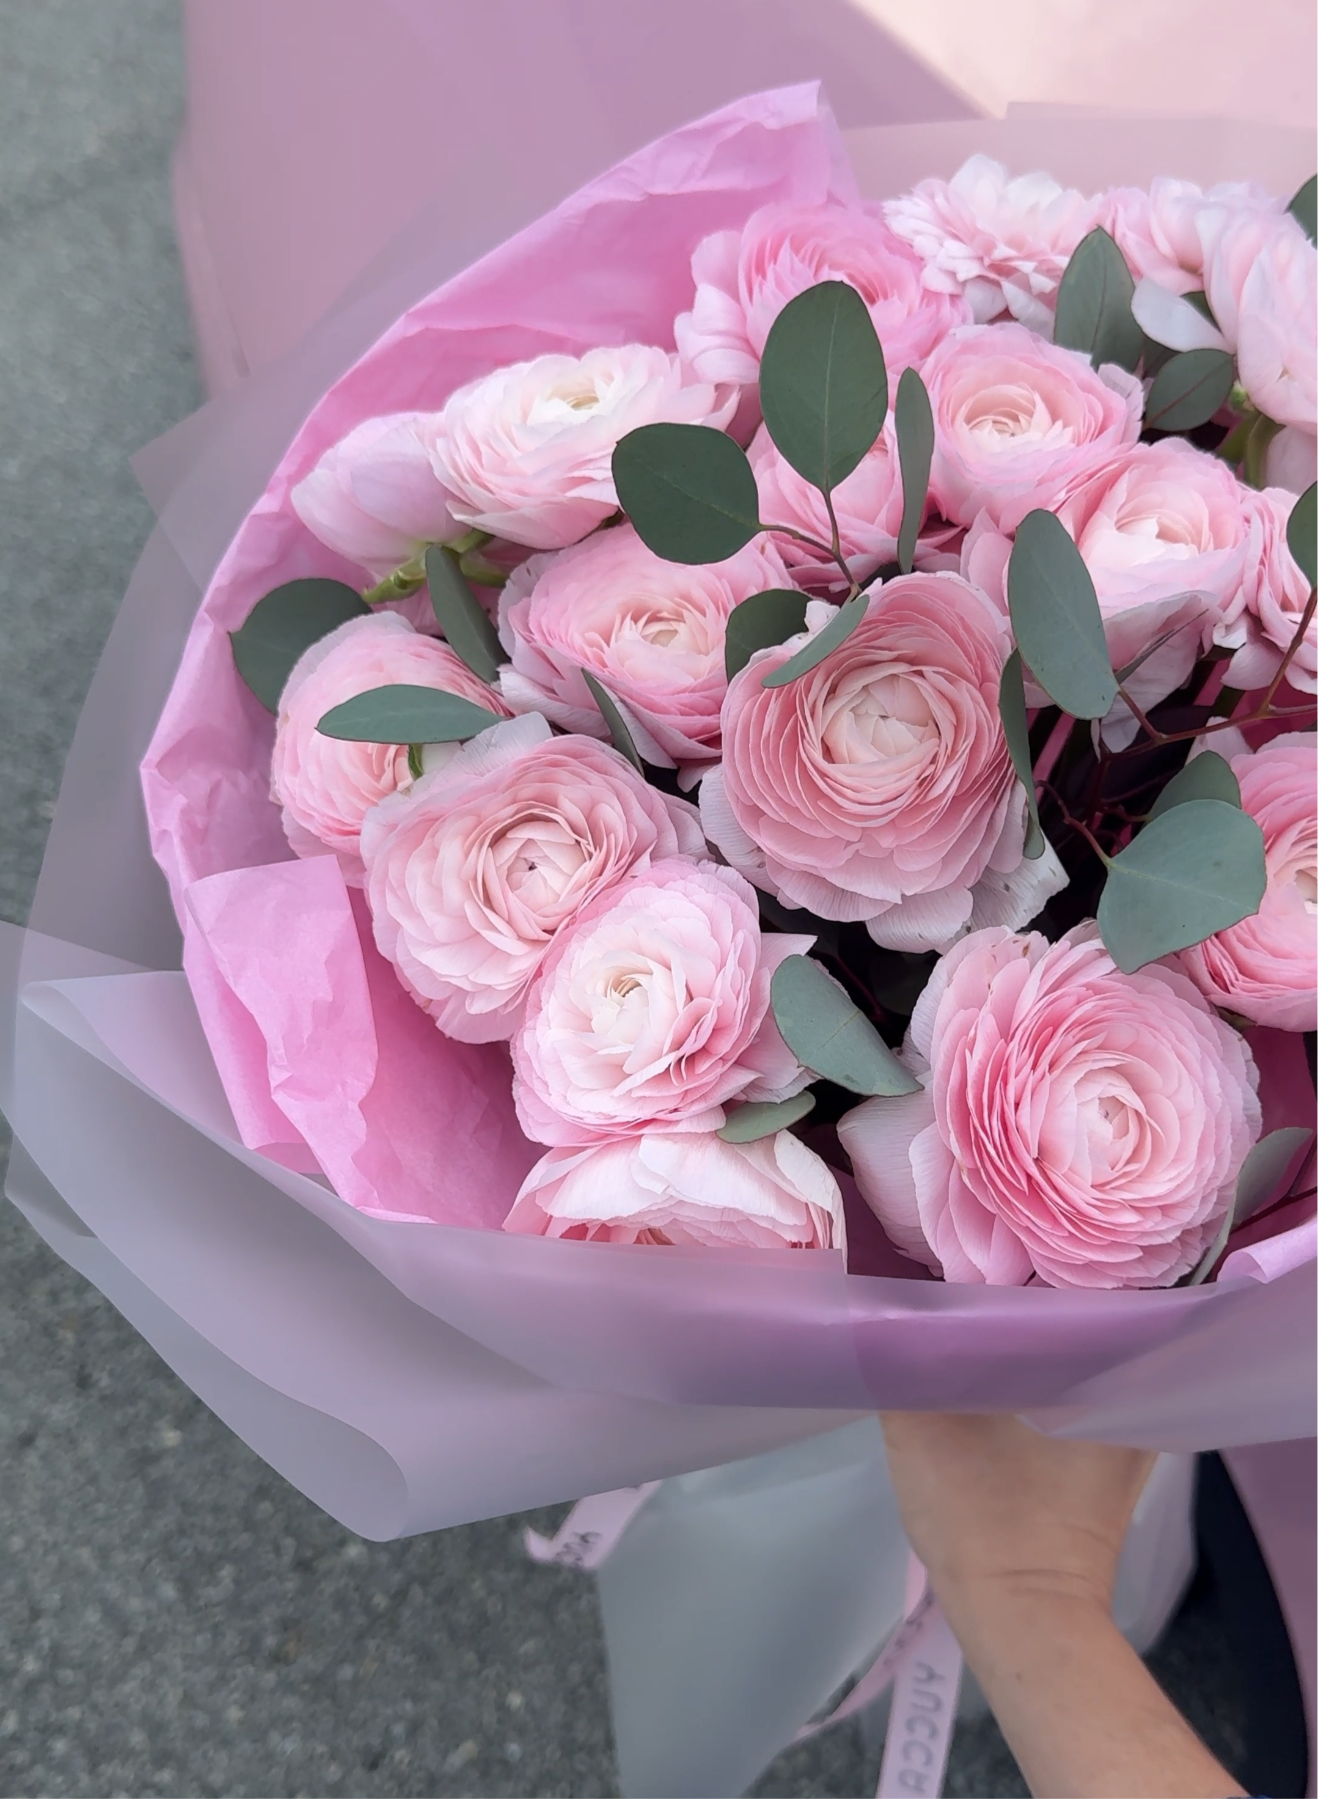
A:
[[503, 1129, 843, 1250], [1176, 734, 1317, 1031], [675, 201, 969, 384], [511, 859, 810, 1144], [429, 345, 737, 550], [360, 716, 704, 1043], [701, 574, 1062, 949], [841, 924, 1261, 1289], [270, 613, 510, 883], [497, 523, 795, 774]]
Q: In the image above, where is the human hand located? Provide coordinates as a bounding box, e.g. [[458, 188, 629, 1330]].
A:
[[878, 1414, 1243, 1798], [878, 1410, 1155, 1623]]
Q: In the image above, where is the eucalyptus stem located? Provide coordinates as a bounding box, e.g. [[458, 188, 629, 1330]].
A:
[[762, 516, 862, 598], [1041, 782, 1114, 867], [820, 487, 860, 598]]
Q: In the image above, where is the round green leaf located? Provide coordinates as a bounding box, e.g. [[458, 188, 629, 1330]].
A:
[[724, 589, 809, 680], [760, 592, 869, 689], [1147, 751, 1240, 821], [895, 368, 934, 574], [759, 281, 888, 493], [1007, 511, 1117, 720], [1144, 348, 1236, 433], [770, 955, 920, 1097], [425, 545, 504, 682], [1096, 798, 1266, 973], [1235, 1126, 1315, 1226], [1053, 226, 1142, 372], [998, 649, 1045, 858], [317, 684, 504, 743], [612, 423, 761, 564], [1286, 482, 1316, 589], [717, 1091, 817, 1143], [1185, 1125, 1315, 1284], [230, 578, 369, 712], [581, 671, 645, 774], [1288, 174, 1317, 244]]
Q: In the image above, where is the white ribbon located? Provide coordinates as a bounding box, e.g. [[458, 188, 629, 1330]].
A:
[[530, 1490, 964, 1796]]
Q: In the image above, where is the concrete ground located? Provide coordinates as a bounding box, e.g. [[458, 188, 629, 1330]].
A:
[[0, 4, 1252, 1795]]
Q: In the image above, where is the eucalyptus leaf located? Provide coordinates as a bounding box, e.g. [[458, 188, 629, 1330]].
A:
[[230, 578, 369, 712], [1286, 482, 1316, 589], [1235, 1127, 1314, 1226], [1006, 510, 1117, 719], [759, 281, 888, 492], [998, 650, 1045, 858], [1096, 798, 1266, 972], [1288, 174, 1317, 244], [1183, 290, 1218, 325], [425, 545, 504, 682], [1053, 227, 1142, 372], [761, 592, 869, 689], [581, 671, 645, 774], [1185, 1126, 1315, 1285], [1147, 750, 1240, 820], [895, 368, 934, 574], [1144, 348, 1236, 433], [770, 955, 920, 1097], [317, 684, 504, 744], [612, 423, 762, 564], [717, 1091, 817, 1143], [724, 589, 809, 680]]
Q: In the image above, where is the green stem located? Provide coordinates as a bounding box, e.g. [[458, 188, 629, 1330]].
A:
[[362, 556, 427, 605], [361, 530, 493, 604], [458, 550, 508, 588], [1241, 412, 1283, 490]]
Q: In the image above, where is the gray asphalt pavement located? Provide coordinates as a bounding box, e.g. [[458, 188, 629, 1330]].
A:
[[0, 5, 1250, 1795]]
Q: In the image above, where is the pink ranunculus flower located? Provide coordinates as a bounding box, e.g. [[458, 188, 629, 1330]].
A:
[[1050, 438, 1257, 729], [428, 346, 736, 552], [1201, 208, 1287, 344], [1176, 735, 1318, 1032], [503, 1129, 844, 1250], [359, 714, 705, 1044], [959, 511, 1207, 752], [748, 421, 905, 594], [700, 574, 1067, 952], [496, 523, 795, 775], [883, 155, 1100, 334], [270, 613, 511, 884], [511, 859, 811, 1146], [1233, 220, 1318, 433], [922, 323, 1143, 533], [1222, 485, 1318, 696], [838, 923, 1262, 1290], [1102, 177, 1280, 297], [674, 202, 970, 386], [291, 413, 461, 580]]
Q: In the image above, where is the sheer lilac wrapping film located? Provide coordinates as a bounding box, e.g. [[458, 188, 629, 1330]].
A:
[[3, 94, 1316, 1568], [173, 0, 981, 393]]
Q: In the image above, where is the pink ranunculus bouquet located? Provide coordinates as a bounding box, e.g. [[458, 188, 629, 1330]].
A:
[[185, 118, 1316, 1293]]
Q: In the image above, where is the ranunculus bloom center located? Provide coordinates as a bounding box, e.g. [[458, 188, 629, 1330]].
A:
[[965, 382, 1075, 450], [491, 814, 590, 910], [821, 671, 936, 765]]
